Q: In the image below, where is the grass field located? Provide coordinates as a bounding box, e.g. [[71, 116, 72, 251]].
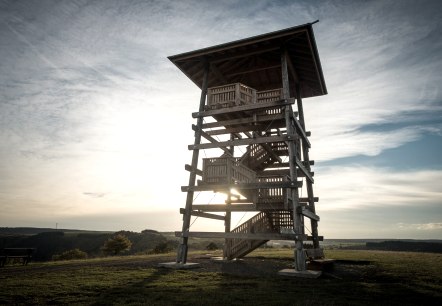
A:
[[0, 249, 441, 305]]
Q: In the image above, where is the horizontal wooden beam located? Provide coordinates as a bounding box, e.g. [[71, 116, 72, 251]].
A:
[[192, 204, 256, 212], [189, 134, 297, 150], [176, 231, 308, 241], [184, 164, 203, 177], [307, 236, 324, 242], [192, 99, 295, 118], [201, 113, 285, 129], [265, 161, 314, 169], [204, 124, 281, 136], [257, 169, 314, 177], [299, 197, 319, 202], [180, 208, 225, 221], [182, 181, 303, 192]]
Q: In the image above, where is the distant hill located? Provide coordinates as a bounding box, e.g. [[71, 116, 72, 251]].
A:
[[0, 227, 113, 236], [0, 228, 172, 261], [366, 240, 442, 253]]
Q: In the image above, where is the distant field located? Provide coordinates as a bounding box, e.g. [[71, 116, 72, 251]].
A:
[[1, 249, 440, 305]]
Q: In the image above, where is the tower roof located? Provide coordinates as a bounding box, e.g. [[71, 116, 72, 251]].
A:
[[168, 22, 327, 98]]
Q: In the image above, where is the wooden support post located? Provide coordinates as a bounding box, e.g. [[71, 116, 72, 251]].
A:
[[282, 46, 306, 271], [177, 60, 210, 264], [224, 133, 234, 258], [296, 84, 320, 249]]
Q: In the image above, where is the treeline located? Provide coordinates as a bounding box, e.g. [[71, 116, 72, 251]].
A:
[[366, 241, 442, 253], [0, 229, 177, 261]]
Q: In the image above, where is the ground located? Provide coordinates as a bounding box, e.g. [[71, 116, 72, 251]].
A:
[[0, 249, 441, 305]]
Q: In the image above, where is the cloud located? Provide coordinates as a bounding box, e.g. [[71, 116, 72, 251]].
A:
[[397, 223, 442, 231], [0, 0, 441, 236], [315, 166, 442, 210], [83, 192, 107, 198]]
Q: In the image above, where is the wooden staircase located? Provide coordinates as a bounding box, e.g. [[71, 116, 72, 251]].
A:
[[225, 211, 293, 259], [240, 142, 287, 172]]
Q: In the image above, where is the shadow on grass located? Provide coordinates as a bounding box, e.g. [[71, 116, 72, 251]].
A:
[[91, 264, 441, 306]]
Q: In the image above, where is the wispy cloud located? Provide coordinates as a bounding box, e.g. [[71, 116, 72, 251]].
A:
[[83, 192, 107, 198], [0, 0, 440, 236], [397, 223, 442, 231], [316, 166, 442, 210]]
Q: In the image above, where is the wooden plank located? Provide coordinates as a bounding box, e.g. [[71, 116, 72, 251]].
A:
[[179, 208, 225, 221], [257, 169, 314, 177], [204, 124, 279, 136], [176, 231, 308, 241], [298, 207, 320, 221], [299, 197, 319, 202], [307, 236, 324, 241], [291, 116, 311, 148], [201, 113, 285, 129], [263, 161, 314, 169], [189, 134, 297, 150], [178, 60, 210, 264], [265, 162, 289, 168], [191, 125, 231, 155], [184, 164, 203, 177], [182, 180, 303, 192], [192, 204, 256, 212], [261, 143, 283, 163], [192, 99, 295, 118], [295, 158, 314, 183]]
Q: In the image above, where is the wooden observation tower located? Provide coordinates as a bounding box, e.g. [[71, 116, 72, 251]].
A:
[[169, 22, 327, 272]]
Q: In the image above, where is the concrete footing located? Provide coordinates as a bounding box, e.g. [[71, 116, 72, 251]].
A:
[[278, 269, 322, 278], [210, 257, 242, 262], [158, 262, 200, 269]]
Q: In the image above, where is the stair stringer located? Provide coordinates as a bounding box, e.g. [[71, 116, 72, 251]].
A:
[[225, 211, 293, 260]]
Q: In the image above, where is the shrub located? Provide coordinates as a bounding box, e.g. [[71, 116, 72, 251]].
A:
[[206, 242, 219, 250], [149, 241, 176, 254], [53, 248, 88, 261]]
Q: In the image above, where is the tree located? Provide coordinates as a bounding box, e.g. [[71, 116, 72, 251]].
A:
[[102, 234, 132, 255]]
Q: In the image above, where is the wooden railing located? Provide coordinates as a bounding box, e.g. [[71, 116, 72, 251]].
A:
[[202, 157, 256, 185], [225, 210, 294, 260], [206, 83, 256, 110]]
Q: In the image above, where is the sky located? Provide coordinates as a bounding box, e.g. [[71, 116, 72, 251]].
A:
[[0, 0, 441, 239]]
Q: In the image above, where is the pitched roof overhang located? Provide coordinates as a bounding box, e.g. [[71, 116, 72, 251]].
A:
[[168, 22, 327, 99]]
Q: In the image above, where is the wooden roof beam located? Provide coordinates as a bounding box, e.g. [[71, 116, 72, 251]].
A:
[[210, 62, 228, 83], [226, 64, 281, 77], [286, 51, 300, 85], [209, 45, 280, 64]]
